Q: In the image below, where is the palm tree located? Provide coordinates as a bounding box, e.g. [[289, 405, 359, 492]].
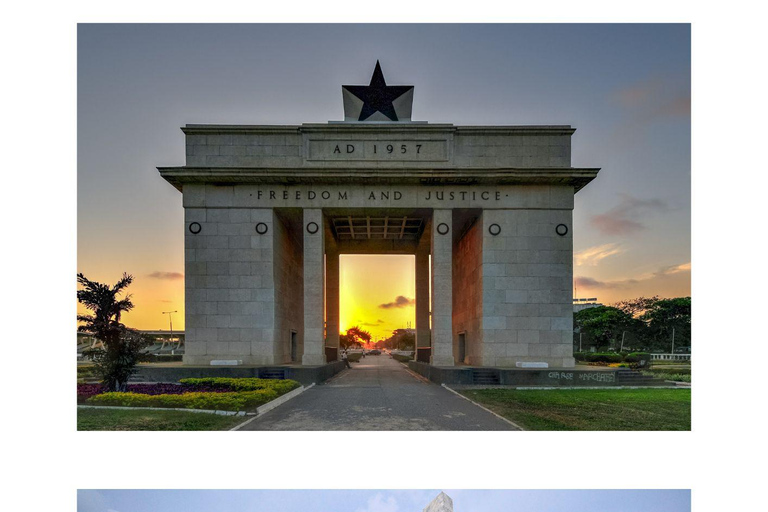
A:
[[77, 273, 150, 391], [346, 326, 372, 347], [77, 273, 135, 344]]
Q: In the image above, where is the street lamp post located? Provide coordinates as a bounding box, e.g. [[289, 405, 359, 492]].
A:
[[671, 326, 676, 356], [162, 310, 178, 351]]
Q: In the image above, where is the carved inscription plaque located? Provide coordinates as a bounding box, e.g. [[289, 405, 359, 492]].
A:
[[307, 139, 449, 161]]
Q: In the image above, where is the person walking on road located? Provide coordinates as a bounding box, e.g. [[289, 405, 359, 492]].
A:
[[341, 348, 351, 369]]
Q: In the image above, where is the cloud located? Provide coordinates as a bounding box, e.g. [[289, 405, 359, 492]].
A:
[[361, 319, 385, 327], [661, 95, 691, 117], [574, 243, 624, 266], [590, 194, 668, 236], [379, 296, 415, 309], [574, 276, 627, 290], [575, 261, 691, 290], [148, 271, 184, 280], [356, 494, 399, 512], [648, 261, 692, 280], [613, 78, 690, 119], [616, 81, 656, 107]]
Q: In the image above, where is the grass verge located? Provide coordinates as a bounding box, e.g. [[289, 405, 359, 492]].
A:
[[460, 388, 690, 431], [77, 408, 246, 431]]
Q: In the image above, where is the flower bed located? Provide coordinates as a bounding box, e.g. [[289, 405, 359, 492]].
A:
[[79, 378, 301, 412], [77, 383, 223, 402]]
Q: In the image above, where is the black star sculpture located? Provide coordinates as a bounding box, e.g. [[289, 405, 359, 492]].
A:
[[342, 61, 414, 122]]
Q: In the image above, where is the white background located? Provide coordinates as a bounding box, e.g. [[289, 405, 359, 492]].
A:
[[1, 2, 765, 511]]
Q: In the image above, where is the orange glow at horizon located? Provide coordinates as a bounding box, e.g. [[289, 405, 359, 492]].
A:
[[75, 270, 185, 332], [339, 254, 415, 340]]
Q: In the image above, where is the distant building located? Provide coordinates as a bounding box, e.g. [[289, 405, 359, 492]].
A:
[[573, 298, 603, 313]]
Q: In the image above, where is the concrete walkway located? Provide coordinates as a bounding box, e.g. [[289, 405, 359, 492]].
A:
[[240, 355, 517, 430]]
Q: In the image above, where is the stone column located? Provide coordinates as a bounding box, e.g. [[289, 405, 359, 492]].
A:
[[325, 242, 340, 361], [430, 209, 455, 366], [415, 228, 431, 362], [302, 208, 325, 365]]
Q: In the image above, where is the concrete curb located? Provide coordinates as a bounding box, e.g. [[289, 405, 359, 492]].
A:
[[451, 385, 684, 391], [77, 405, 250, 416], [229, 383, 315, 431], [404, 366, 431, 384], [441, 384, 525, 431]]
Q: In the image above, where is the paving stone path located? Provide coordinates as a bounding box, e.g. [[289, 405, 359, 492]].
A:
[[240, 355, 517, 431]]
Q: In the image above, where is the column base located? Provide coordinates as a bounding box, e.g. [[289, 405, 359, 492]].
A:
[[301, 355, 326, 366], [431, 355, 455, 367], [325, 346, 339, 362]]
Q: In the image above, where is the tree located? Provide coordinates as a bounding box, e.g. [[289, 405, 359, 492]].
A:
[[339, 326, 372, 349], [385, 329, 415, 350], [77, 273, 152, 391], [641, 296, 691, 352], [613, 296, 660, 317], [573, 306, 642, 352]]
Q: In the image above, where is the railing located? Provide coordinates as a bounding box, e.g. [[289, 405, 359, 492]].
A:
[[651, 353, 691, 361]]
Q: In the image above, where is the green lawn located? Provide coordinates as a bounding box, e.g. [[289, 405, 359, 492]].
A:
[[77, 408, 247, 431], [461, 388, 690, 431]]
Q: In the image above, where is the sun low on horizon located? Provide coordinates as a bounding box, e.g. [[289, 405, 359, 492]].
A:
[[76, 255, 419, 338], [339, 255, 416, 340]]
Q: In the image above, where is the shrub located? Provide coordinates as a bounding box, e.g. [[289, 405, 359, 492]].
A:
[[346, 353, 363, 362], [573, 352, 588, 362], [77, 382, 227, 402], [86, 389, 281, 411], [78, 378, 301, 409], [77, 365, 96, 384], [647, 367, 691, 376], [624, 352, 651, 363], [77, 366, 94, 377], [392, 353, 413, 363], [642, 371, 691, 383], [179, 378, 300, 394], [585, 352, 624, 363], [149, 354, 183, 362]]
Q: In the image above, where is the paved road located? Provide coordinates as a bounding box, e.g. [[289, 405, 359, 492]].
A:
[[241, 355, 517, 430]]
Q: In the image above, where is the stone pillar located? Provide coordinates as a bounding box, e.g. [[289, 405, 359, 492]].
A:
[[415, 226, 431, 362], [183, 203, 277, 366], [480, 208, 576, 368], [325, 241, 340, 361], [302, 208, 325, 365], [430, 209, 455, 366]]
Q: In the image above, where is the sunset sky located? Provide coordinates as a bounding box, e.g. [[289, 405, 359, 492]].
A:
[[77, 24, 690, 333]]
